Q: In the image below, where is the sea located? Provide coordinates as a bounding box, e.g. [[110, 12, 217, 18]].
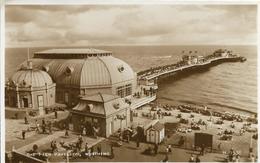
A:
[[5, 45, 257, 115]]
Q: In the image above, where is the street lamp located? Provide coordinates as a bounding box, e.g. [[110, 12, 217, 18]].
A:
[[249, 134, 253, 158]]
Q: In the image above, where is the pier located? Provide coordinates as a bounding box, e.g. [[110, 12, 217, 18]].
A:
[[137, 49, 246, 82]]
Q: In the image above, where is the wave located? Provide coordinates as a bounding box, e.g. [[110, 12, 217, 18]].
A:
[[160, 96, 256, 115]]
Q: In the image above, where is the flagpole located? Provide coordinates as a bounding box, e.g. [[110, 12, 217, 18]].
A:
[[27, 48, 30, 60]]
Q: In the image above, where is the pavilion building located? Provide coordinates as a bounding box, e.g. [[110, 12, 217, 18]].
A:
[[5, 61, 56, 115], [6, 48, 137, 124], [18, 49, 137, 107]]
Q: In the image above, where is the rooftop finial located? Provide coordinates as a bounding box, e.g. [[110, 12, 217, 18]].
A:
[[27, 48, 30, 61], [27, 48, 33, 69]]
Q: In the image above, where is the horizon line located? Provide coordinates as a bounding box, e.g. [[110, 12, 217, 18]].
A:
[[5, 44, 258, 48]]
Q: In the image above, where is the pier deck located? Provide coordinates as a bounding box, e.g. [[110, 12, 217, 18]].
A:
[[138, 55, 244, 81]]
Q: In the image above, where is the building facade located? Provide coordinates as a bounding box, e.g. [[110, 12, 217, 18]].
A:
[[70, 93, 131, 137], [146, 121, 165, 144]]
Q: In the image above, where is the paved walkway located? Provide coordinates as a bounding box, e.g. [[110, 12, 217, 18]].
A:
[[17, 131, 65, 153], [131, 95, 156, 110]]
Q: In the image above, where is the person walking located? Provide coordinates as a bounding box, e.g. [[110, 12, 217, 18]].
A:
[[126, 132, 130, 143], [136, 139, 140, 148], [22, 130, 26, 140], [110, 145, 114, 159], [24, 117, 28, 124], [167, 144, 172, 153], [195, 155, 200, 163], [53, 141, 58, 153], [65, 129, 69, 137], [78, 135, 83, 149], [218, 143, 222, 152], [54, 110, 58, 119], [200, 144, 205, 156], [189, 154, 195, 162], [42, 119, 46, 125], [48, 121, 52, 134], [85, 142, 91, 159], [162, 154, 169, 162], [154, 143, 158, 155], [97, 145, 102, 154], [82, 127, 87, 136], [42, 123, 46, 134], [51, 141, 55, 153], [36, 120, 40, 133]]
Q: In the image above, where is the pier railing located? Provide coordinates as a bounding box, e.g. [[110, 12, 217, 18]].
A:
[[137, 55, 242, 81]]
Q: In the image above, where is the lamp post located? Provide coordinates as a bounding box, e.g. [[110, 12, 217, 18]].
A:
[[249, 134, 253, 158]]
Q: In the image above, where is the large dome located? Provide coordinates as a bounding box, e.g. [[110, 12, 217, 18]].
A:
[[21, 55, 135, 88], [9, 68, 53, 88]]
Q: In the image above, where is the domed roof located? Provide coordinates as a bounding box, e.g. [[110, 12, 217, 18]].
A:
[[9, 69, 53, 88], [22, 56, 135, 88]]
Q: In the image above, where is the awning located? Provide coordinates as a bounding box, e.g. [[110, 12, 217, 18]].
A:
[[72, 102, 87, 111]]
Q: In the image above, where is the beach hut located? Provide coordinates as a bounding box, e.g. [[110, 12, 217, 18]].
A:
[[146, 121, 165, 144]]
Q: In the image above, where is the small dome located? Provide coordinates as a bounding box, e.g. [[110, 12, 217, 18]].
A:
[[10, 69, 53, 88]]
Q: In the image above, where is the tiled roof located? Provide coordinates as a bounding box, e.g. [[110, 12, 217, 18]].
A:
[[148, 121, 164, 131], [72, 93, 128, 116]]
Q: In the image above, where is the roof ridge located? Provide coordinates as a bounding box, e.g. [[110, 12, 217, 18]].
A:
[[97, 56, 112, 85], [80, 59, 88, 89]]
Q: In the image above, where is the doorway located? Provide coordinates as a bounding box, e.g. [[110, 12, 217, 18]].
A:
[[37, 95, 44, 115], [22, 98, 29, 108], [109, 121, 114, 136]]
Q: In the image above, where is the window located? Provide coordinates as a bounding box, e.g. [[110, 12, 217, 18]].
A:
[[116, 86, 125, 98], [93, 118, 98, 123], [64, 92, 69, 103], [116, 84, 132, 97], [125, 84, 132, 96]]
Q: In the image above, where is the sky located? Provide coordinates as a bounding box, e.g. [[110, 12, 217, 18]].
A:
[[5, 5, 257, 47]]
